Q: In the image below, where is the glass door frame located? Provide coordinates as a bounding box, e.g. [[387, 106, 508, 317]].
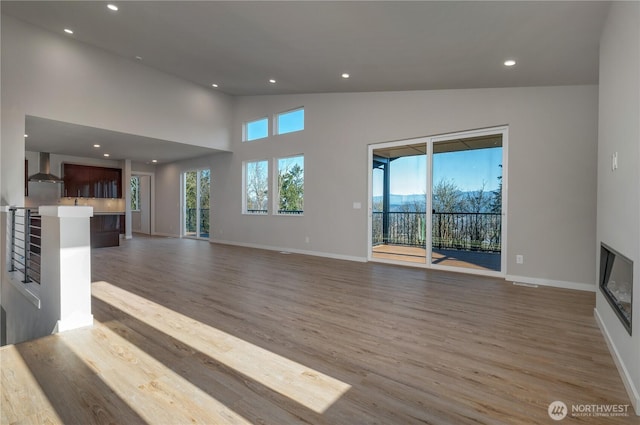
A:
[[182, 168, 210, 240], [367, 126, 508, 278]]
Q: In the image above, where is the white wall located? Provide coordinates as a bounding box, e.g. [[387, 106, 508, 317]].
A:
[[1, 15, 232, 207], [211, 86, 598, 285], [595, 2, 640, 414], [154, 154, 224, 237], [1, 16, 233, 344]]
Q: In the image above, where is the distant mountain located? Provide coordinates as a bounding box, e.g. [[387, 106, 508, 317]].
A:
[[372, 194, 426, 212], [373, 190, 499, 213]]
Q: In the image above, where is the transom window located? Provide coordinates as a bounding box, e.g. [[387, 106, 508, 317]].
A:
[[276, 108, 304, 135], [244, 117, 269, 142]]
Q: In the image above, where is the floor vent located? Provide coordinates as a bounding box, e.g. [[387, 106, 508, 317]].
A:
[[513, 281, 539, 288]]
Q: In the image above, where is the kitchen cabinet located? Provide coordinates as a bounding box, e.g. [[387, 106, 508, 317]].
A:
[[63, 164, 122, 198]]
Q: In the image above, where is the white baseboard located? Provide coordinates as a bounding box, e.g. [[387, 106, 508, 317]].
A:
[[213, 239, 367, 263], [505, 274, 595, 292], [55, 314, 94, 333], [152, 232, 180, 238], [594, 307, 640, 416]]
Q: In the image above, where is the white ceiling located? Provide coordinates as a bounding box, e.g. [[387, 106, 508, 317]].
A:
[[3, 1, 611, 162]]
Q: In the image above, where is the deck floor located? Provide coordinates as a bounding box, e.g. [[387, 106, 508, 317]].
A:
[[372, 244, 501, 271], [1, 236, 636, 424]]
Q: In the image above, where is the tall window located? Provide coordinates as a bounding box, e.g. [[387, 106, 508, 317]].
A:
[[130, 176, 140, 211], [276, 108, 304, 135], [276, 155, 304, 215], [244, 117, 269, 141], [183, 169, 210, 239], [244, 160, 269, 214]]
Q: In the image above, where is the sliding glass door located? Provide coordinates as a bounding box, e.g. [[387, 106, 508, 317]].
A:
[[369, 127, 507, 276], [183, 169, 210, 239], [430, 132, 504, 272], [371, 142, 427, 264]]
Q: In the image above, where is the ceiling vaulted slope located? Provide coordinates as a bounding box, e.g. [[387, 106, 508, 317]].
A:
[[1, 1, 610, 96]]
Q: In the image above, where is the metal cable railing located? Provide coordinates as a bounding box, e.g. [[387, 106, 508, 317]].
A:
[[9, 207, 41, 284], [372, 211, 502, 252]]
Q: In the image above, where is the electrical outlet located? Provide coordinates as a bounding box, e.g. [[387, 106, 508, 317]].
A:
[[516, 255, 524, 264]]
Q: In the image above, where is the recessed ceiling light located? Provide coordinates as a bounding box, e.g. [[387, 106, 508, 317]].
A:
[[64, 28, 74, 35], [103, 153, 110, 157], [504, 59, 516, 67], [269, 79, 276, 84], [107, 4, 118, 11], [24, 134, 28, 138], [93, 144, 101, 148], [211, 83, 219, 88], [135, 56, 143, 61], [341, 73, 350, 79], [151, 159, 158, 163]]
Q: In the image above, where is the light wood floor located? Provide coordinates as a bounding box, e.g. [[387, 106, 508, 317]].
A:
[[2, 236, 636, 424]]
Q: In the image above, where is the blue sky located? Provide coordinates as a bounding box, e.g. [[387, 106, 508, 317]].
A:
[[373, 147, 502, 196], [246, 109, 304, 141], [278, 109, 304, 134]]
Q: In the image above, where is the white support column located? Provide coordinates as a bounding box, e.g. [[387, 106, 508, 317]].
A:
[[39, 205, 94, 333]]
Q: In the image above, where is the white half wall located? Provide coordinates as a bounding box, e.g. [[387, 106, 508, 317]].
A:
[[595, 1, 640, 414]]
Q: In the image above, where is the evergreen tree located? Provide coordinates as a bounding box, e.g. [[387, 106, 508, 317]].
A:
[[278, 164, 304, 212]]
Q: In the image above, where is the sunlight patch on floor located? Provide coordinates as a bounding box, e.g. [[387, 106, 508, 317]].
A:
[[92, 280, 352, 414], [0, 345, 63, 424], [63, 321, 252, 424]]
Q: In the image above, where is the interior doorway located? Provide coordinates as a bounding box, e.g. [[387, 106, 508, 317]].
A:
[[368, 127, 507, 277]]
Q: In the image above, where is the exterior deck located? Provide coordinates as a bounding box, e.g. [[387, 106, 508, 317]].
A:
[[372, 244, 501, 271]]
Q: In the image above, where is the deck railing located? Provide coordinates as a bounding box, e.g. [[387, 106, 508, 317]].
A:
[[373, 211, 501, 252], [9, 207, 42, 284], [185, 207, 210, 235]]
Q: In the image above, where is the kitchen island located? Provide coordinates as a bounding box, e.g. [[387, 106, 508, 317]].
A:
[[91, 212, 125, 248]]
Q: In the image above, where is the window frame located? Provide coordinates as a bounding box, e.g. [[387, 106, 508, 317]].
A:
[[243, 117, 270, 142], [274, 154, 304, 216], [243, 159, 270, 215], [275, 107, 305, 136], [130, 176, 140, 212]]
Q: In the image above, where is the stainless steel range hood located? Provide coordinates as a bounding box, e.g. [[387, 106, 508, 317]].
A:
[[28, 152, 63, 184]]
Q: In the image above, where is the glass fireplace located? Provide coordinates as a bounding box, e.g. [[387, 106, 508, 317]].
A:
[[600, 243, 633, 335]]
